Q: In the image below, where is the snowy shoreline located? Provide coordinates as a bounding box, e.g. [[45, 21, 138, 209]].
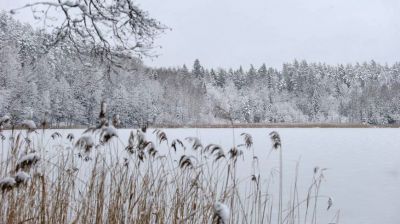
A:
[[2, 122, 400, 130]]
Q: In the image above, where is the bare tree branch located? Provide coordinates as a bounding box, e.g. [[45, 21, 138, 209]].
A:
[[11, 0, 168, 65]]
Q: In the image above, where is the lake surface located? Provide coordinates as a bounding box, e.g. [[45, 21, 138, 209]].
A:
[[2, 128, 399, 223], [155, 128, 400, 224]]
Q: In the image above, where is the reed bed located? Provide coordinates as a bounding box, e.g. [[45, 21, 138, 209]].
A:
[[0, 111, 339, 224]]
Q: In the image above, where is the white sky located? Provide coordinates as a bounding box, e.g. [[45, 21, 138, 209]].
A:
[[1, 0, 400, 69]]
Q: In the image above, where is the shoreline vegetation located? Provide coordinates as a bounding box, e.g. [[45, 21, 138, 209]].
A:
[[146, 123, 400, 128], [3, 123, 400, 130], [0, 103, 340, 223]]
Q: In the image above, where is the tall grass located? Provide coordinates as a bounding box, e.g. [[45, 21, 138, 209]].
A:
[[0, 113, 338, 223]]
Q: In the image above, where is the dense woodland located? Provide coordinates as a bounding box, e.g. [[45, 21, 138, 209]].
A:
[[1, 12, 400, 126]]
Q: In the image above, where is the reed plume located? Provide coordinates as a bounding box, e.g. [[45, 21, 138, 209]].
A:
[[270, 130, 283, 224], [0, 177, 16, 191], [213, 202, 230, 224], [16, 153, 40, 171], [21, 120, 37, 133], [185, 137, 203, 151]]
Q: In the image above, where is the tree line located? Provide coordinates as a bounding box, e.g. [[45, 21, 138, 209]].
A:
[[1, 12, 400, 127]]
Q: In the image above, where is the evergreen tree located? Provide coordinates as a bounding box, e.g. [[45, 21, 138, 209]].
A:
[[192, 59, 204, 79]]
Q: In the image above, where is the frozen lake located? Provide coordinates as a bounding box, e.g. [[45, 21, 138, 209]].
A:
[[1, 128, 399, 223], [151, 128, 399, 224]]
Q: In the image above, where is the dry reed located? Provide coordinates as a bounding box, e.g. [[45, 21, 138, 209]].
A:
[[0, 105, 338, 224]]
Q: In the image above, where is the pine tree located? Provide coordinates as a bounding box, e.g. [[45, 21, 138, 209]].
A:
[[247, 64, 257, 85], [192, 59, 204, 79], [216, 69, 226, 88]]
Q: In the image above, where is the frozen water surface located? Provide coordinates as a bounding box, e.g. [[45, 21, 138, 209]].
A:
[[1, 128, 399, 224]]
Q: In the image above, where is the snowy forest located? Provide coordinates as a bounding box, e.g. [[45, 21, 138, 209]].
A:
[[1, 12, 400, 127]]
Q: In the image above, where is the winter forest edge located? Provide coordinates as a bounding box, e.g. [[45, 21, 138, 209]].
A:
[[1, 12, 400, 127]]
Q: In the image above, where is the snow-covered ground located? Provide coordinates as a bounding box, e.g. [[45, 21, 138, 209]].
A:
[[1, 128, 399, 223]]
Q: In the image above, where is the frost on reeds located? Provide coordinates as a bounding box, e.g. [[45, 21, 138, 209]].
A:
[[0, 177, 16, 191], [240, 133, 253, 149], [125, 130, 136, 153], [204, 144, 222, 153], [179, 155, 196, 169], [21, 119, 37, 133], [14, 171, 31, 185], [144, 141, 157, 157], [153, 129, 168, 144], [136, 148, 146, 162], [100, 126, 118, 144], [125, 130, 147, 153], [51, 132, 62, 139], [84, 100, 109, 133], [205, 144, 225, 161], [0, 103, 339, 223], [124, 129, 157, 162], [66, 133, 74, 142], [16, 153, 40, 171], [0, 172, 30, 191], [112, 114, 122, 127], [0, 114, 10, 129], [269, 130, 283, 224], [75, 135, 94, 153], [269, 131, 281, 149], [228, 147, 243, 160], [0, 115, 10, 124], [213, 202, 230, 224], [178, 155, 193, 169], [83, 100, 121, 146], [171, 139, 185, 151], [140, 124, 147, 133], [185, 137, 203, 150]]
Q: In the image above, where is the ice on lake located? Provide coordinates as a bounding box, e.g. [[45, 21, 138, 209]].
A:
[[1, 128, 399, 224]]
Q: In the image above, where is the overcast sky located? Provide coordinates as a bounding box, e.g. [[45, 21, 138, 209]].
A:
[[2, 0, 400, 69]]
